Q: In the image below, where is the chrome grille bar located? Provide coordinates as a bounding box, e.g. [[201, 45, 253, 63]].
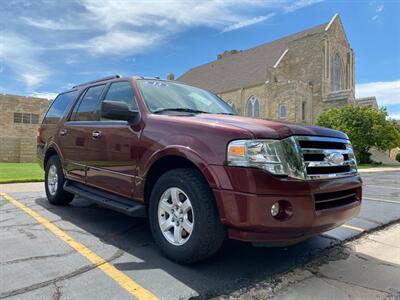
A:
[[305, 159, 356, 168], [301, 149, 354, 155], [294, 136, 358, 180]]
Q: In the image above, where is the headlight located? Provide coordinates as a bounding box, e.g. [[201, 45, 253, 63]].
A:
[[227, 138, 306, 179]]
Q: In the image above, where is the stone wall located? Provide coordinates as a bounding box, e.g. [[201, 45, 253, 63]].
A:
[[0, 94, 50, 162], [0, 137, 37, 163], [267, 80, 313, 124]]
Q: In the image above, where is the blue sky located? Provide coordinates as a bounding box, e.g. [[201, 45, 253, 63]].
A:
[[1, 0, 399, 119]]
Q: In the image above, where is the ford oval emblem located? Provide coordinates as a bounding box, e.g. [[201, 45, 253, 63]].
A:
[[327, 152, 344, 165]]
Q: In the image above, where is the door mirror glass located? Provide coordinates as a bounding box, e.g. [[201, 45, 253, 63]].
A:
[[101, 100, 139, 122]]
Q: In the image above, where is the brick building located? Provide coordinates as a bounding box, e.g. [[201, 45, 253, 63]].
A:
[[0, 94, 50, 162], [178, 14, 374, 124]]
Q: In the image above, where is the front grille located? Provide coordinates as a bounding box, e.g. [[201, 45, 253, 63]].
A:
[[296, 136, 358, 180], [307, 165, 350, 174], [314, 188, 359, 210], [304, 153, 349, 161], [298, 140, 346, 150]]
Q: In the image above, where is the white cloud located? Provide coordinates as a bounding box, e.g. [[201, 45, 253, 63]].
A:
[[20, 17, 85, 30], [372, 4, 384, 21], [387, 113, 400, 120], [284, 0, 324, 13], [0, 32, 49, 88], [30, 92, 58, 99], [19, 0, 323, 57], [221, 14, 275, 33], [356, 80, 400, 106], [61, 31, 162, 55], [4, 0, 323, 91]]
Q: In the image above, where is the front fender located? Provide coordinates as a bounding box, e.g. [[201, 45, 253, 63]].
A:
[[142, 145, 222, 189]]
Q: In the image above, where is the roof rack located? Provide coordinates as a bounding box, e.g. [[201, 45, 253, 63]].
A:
[[132, 75, 160, 80], [72, 75, 121, 88]]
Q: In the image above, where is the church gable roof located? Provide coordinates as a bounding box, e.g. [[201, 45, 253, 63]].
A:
[[325, 13, 350, 48], [178, 22, 328, 94]]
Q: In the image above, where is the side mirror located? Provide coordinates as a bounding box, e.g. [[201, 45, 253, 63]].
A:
[[101, 100, 139, 123]]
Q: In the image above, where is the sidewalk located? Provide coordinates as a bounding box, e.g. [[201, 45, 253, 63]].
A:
[[358, 166, 400, 173], [0, 181, 44, 193], [216, 223, 400, 300]]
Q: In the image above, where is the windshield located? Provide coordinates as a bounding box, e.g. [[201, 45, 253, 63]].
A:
[[137, 80, 235, 115]]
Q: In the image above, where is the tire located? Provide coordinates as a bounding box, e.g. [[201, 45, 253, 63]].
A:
[[149, 168, 226, 264], [45, 155, 74, 206]]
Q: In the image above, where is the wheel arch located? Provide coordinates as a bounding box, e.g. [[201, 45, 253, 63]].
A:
[[44, 142, 66, 170], [143, 154, 219, 207], [44, 147, 59, 169]]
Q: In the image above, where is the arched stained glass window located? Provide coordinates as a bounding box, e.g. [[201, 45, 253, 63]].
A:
[[279, 103, 286, 119], [332, 53, 342, 91], [246, 96, 260, 118]]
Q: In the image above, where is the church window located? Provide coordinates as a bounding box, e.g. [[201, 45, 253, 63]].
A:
[[279, 103, 287, 119], [346, 52, 351, 89], [246, 96, 260, 117], [332, 53, 342, 91], [301, 102, 307, 121], [326, 40, 330, 78]]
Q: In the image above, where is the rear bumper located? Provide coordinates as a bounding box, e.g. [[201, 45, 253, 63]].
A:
[[211, 166, 362, 244]]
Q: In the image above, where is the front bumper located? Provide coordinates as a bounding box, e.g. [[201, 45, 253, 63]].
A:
[[211, 166, 362, 244]]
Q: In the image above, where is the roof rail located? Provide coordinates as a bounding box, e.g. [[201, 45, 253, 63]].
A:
[[72, 75, 121, 88]]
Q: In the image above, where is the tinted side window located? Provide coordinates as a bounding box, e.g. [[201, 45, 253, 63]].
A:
[[73, 85, 105, 121], [103, 82, 137, 110], [43, 91, 77, 124]]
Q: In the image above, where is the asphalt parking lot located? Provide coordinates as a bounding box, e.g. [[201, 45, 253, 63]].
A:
[[1, 169, 399, 300]]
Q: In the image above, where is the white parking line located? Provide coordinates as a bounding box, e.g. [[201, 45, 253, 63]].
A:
[[364, 184, 400, 190], [363, 197, 400, 204]]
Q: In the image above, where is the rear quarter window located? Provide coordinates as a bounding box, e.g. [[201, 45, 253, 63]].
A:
[[43, 91, 78, 124], [70, 84, 105, 121]]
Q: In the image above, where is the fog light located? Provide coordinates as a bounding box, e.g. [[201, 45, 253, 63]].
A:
[[271, 202, 280, 217], [270, 200, 293, 220]]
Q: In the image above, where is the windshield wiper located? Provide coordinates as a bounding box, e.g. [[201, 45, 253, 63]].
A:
[[153, 108, 209, 114]]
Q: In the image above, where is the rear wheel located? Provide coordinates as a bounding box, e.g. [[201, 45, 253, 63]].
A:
[[45, 156, 74, 205], [149, 168, 226, 264]]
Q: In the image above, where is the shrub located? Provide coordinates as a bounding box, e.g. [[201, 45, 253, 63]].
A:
[[317, 106, 400, 163]]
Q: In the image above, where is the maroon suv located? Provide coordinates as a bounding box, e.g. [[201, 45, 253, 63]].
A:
[[37, 75, 362, 263]]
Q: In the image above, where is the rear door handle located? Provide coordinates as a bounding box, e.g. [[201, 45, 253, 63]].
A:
[[59, 128, 67, 136], [92, 130, 102, 139]]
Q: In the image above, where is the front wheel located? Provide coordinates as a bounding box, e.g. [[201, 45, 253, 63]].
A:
[[45, 156, 74, 205], [149, 168, 226, 264]]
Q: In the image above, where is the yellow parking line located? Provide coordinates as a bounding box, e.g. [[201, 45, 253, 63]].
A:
[[0, 192, 158, 300], [341, 224, 365, 232], [363, 197, 400, 204]]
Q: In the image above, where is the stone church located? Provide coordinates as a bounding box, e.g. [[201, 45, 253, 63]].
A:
[[178, 14, 376, 124]]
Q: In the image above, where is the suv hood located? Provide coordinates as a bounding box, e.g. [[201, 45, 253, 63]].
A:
[[195, 114, 348, 140]]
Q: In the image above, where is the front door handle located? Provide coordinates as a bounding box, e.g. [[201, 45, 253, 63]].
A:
[[92, 130, 102, 139], [59, 128, 67, 136]]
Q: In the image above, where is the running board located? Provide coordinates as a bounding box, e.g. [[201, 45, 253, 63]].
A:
[[64, 180, 146, 218]]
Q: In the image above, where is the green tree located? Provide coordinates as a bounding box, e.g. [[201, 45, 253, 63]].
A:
[[317, 105, 400, 163]]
